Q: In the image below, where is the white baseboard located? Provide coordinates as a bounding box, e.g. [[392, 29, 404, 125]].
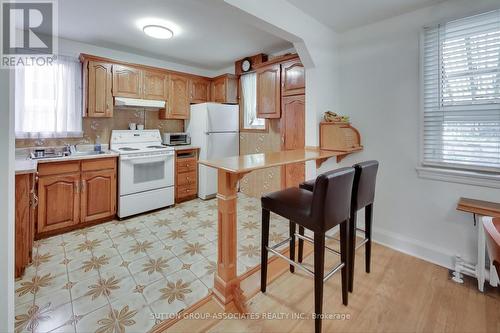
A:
[[372, 227, 455, 270]]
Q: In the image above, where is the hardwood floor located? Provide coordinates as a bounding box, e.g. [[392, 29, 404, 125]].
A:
[[164, 240, 500, 333]]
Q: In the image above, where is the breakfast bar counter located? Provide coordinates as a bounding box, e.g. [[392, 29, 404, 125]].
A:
[[198, 148, 344, 312]]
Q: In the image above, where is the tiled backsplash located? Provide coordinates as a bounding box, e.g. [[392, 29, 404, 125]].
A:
[[15, 109, 184, 148], [239, 119, 282, 198]]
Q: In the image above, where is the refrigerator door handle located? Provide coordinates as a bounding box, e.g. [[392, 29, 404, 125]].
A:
[[205, 131, 238, 135]]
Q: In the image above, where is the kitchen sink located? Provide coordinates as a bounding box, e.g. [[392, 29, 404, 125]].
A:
[[71, 151, 107, 156]]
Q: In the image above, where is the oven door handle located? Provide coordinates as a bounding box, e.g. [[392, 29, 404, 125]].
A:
[[121, 154, 173, 163]]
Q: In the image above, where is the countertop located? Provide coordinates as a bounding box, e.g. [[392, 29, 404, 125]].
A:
[[15, 150, 119, 174], [34, 151, 119, 163], [198, 148, 343, 174], [15, 159, 37, 175], [171, 145, 200, 151]]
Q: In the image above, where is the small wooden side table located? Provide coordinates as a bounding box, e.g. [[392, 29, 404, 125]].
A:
[[456, 197, 500, 291]]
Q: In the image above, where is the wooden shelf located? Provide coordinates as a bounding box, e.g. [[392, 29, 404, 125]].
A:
[[319, 121, 363, 162]]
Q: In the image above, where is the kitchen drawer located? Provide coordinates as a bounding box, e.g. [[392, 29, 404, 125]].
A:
[[176, 183, 197, 198], [176, 157, 197, 173], [82, 157, 117, 172], [38, 161, 80, 176], [176, 171, 197, 187]]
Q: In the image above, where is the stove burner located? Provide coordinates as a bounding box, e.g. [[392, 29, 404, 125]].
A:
[[146, 145, 165, 149], [119, 147, 140, 151]]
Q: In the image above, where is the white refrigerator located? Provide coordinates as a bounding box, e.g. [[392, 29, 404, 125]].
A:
[[186, 103, 239, 199]]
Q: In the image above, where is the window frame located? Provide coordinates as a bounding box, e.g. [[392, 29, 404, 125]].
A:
[[418, 12, 500, 187], [238, 72, 268, 133]]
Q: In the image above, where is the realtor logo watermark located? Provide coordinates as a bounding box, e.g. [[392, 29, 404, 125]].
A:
[[1, 0, 57, 67]]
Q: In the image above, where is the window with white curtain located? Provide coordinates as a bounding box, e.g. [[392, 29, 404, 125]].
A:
[[15, 55, 83, 138], [241, 72, 265, 130], [422, 10, 500, 172]]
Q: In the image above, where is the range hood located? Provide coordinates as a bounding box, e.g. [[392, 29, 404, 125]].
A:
[[114, 97, 165, 109]]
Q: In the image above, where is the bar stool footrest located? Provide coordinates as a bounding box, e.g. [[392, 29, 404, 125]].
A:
[[295, 232, 341, 256], [355, 238, 369, 250]]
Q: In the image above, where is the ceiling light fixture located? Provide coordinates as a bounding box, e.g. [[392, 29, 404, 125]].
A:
[[143, 24, 174, 39]]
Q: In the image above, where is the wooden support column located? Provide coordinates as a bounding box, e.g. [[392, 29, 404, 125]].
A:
[[212, 169, 246, 312]]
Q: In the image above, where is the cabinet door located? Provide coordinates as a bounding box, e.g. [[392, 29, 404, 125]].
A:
[[281, 95, 305, 188], [190, 79, 210, 103], [162, 74, 190, 119], [211, 75, 238, 104], [224, 75, 238, 104], [38, 173, 80, 234], [212, 77, 226, 103], [281, 60, 305, 96], [15, 174, 32, 278], [81, 169, 116, 223], [144, 71, 168, 100], [257, 64, 281, 118], [87, 61, 113, 117], [112, 65, 142, 98]]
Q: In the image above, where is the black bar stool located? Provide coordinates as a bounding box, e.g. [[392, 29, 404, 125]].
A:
[[299, 161, 379, 293], [261, 167, 355, 333]]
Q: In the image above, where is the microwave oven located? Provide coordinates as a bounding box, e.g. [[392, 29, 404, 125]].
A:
[[162, 132, 191, 146]]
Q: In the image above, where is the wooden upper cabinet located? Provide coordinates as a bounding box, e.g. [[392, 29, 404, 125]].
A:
[[190, 78, 210, 104], [281, 59, 305, 96], [86, 61, 113, 118], [211, 74, 238, 104], [37, 172, 80, 234], [257, 64, 281, 118], [112, 65, 142, 98], [160, 74, 190, 119], [143, 71, 168, 100]]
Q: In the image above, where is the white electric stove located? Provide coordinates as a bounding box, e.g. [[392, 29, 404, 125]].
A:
[[110, 130, 175, 218]]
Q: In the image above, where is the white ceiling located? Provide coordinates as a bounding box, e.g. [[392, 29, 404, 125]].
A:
[[286, 0, 446, 32], [55, 0, 292, 71]]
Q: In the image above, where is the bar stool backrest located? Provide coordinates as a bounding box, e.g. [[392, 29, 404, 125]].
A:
[[312, 167, 355, 233], [352, 161, 379, 211]]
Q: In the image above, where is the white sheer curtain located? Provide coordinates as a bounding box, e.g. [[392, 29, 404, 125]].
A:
[[15, 55, 83, 138], [241, 72, 264, 129]]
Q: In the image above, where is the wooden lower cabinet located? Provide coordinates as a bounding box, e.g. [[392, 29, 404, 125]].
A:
[[283, 163, 306, 189], [37, 172, 80, 234], [36, 158, 117, 238], [81, 169, 116, 223], [175, 149, 199, 203], [15, 173, 35, 278]]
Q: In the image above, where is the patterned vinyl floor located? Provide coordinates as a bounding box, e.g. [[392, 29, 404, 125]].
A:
[[14, 194, 290, 333]]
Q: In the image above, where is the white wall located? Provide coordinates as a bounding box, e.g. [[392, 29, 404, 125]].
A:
[[337, 0, 500, 267], [0, 69, 15, 331], [224, 0, 339, 180], [58, 36, 219, 78]]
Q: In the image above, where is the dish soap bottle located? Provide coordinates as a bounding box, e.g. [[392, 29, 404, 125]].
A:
[[94, 135, 102, 153]]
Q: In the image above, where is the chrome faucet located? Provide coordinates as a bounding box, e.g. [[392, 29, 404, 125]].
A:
[[65, 144, 77, 155]]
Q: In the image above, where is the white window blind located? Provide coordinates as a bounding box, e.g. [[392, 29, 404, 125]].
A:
[[15, 55, 83, 139], [422, 10, 500, 172]]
